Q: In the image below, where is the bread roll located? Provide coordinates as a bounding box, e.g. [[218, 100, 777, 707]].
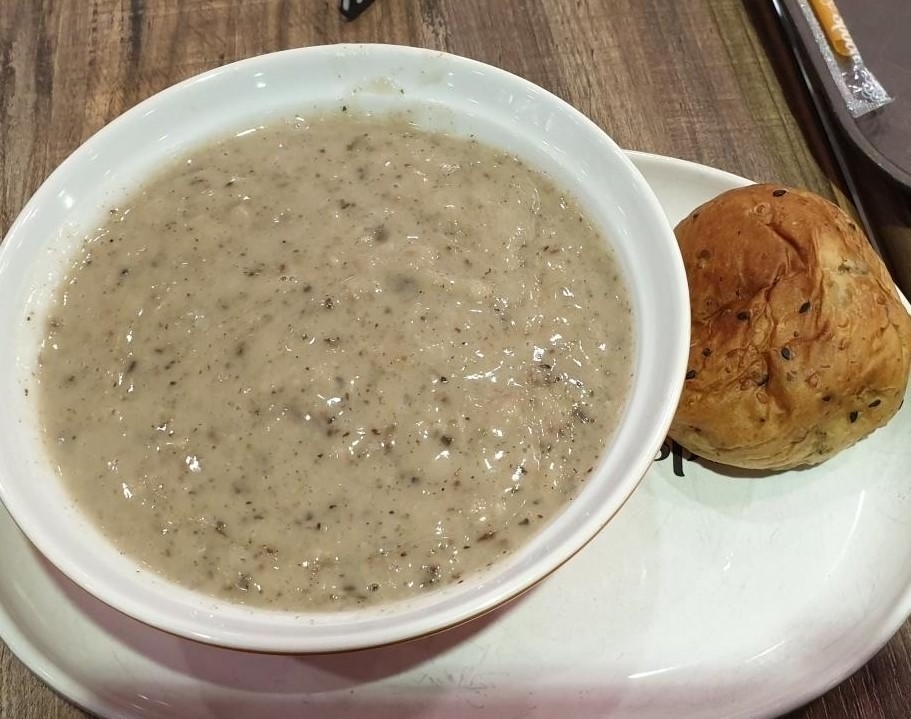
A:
[[669, 184, 911, 471]]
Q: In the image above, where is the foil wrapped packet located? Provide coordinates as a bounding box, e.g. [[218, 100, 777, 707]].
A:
[[795, 0, 892, 117]]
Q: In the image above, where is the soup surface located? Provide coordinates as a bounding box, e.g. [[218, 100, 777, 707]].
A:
[[36, 111, 634, 610]]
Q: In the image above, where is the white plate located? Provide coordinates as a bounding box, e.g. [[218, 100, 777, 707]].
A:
[[2, 152, 910, 719]]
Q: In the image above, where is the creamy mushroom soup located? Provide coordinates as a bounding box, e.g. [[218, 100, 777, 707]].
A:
[[35, 111, 633, 610]]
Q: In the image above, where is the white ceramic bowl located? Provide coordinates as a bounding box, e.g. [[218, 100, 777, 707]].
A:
[[0, 44, 689, 653]]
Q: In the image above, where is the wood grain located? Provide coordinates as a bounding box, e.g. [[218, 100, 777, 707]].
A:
[[1, 1, 908, 717]]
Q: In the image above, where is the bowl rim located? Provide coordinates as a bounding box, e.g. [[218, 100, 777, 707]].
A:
[[0, 43, 689, 653]]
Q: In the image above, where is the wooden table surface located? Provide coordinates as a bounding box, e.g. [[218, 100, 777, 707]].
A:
[[1, 1, 909, 717]]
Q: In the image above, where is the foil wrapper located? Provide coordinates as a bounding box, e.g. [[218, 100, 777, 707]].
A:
[[795, 0, 892, 117]]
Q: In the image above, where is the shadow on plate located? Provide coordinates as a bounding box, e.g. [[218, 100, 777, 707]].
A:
[[44, 548, 533, 693]]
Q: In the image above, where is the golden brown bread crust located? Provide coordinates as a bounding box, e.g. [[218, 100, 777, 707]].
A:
[[669, 184, 911, 470]]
